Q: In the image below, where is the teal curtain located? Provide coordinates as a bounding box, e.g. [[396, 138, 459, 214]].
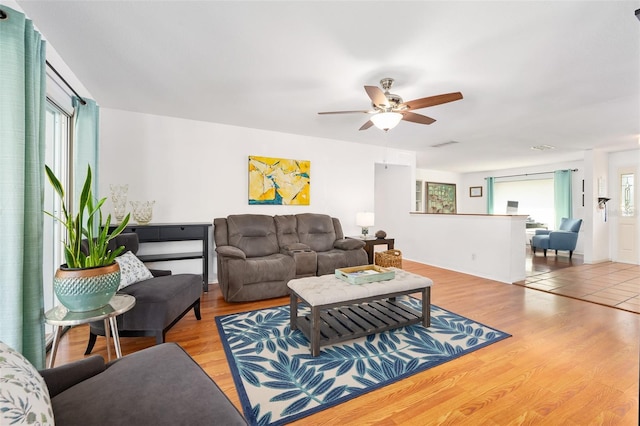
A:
[[554, 169, 573, 228], [73, 97, 100, 212], [486, 177, 495, 214], [0, 6, 47, 368]]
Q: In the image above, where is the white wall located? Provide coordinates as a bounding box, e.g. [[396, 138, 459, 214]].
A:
[[98, 108, 415, 277], [376, 164, 526, 283]]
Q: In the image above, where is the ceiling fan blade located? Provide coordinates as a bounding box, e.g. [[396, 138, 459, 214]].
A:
[[402, 92, 463, 110], [364, 86, 390, 108], [359, 120, 374, 131], [318, 110, 372, 115], [402, 111, 436, 125]]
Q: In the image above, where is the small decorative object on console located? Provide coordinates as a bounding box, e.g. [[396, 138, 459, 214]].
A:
[[110, 184, 128, 221], [130, 200, 155, 224], [375, 230, 387, 239]]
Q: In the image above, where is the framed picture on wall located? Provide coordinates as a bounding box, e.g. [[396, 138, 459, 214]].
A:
[[426, 182, 457, 214], [469, 186, 483, 197]]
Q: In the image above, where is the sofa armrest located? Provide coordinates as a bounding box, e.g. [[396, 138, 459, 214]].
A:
[[534, 229, 551, 236], [548, 231, 578, 249], [334, 238, 365, 250], [39, 355, 105, 398], [150, 268, 172, 277], [281, 243, 312, 255], [216, 245, 247, 260]]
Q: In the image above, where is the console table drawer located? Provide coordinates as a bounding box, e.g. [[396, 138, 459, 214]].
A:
[[159, 225, 205, 240], [125, 226, 160, 241]]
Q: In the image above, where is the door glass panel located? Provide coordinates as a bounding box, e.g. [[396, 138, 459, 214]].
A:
[[44, 100, 69, 340], [620, 173, 634, 217]]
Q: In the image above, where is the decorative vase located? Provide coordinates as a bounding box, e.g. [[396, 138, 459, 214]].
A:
[[130, 201, 155, 225], [110, 184, 128, 221], [53, 263, 121, 312]]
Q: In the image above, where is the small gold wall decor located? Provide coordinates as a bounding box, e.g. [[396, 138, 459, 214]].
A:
[[248, 156, 310, 205]]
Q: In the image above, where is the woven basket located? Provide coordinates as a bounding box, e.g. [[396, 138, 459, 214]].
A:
[[374, 249, 402, 268]]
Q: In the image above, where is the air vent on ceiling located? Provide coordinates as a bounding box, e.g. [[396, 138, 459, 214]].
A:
[[530, 144, 555, 151], [431, 140, 459, 148]]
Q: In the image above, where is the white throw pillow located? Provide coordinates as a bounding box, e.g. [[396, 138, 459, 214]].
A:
[[0, 341, 54, 425], [115, 251, 154, 289]]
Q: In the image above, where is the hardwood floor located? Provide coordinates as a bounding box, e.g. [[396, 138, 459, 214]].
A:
[[50, 260, 640, 425]]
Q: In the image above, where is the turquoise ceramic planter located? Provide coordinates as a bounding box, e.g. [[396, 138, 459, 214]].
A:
[[53, 263, 121, 312]]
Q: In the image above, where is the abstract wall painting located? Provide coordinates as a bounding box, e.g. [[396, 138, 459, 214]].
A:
[[426, 182, 457, 214], [248, 156, 310, 205]]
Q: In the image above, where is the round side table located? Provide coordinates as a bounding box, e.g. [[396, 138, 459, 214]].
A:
[[45, 294, 136, 368]]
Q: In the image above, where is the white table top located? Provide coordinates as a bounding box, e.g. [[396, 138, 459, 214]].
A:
[[288, 268, 432, 306]]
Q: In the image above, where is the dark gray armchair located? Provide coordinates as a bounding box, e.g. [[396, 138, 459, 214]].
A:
[[41, 343, 247, 425], [85, 233, 202, 354]]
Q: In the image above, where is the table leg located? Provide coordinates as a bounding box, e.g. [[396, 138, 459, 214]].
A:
[[109, 316, 123, 358], [422, 287, 431, 327], [104, 318, 112, 362], [47, 326, 63, 368], [290, 293, 298, 330], [311, 307, 320, 357]]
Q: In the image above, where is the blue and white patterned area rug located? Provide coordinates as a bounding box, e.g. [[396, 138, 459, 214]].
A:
[[216, 297, 510, 426]]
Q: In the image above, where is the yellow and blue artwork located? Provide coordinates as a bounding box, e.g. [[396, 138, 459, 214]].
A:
[[248, 156, 310, 205]]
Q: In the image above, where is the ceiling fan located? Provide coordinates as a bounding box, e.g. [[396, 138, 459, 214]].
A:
[[318, 78, 463, 131]]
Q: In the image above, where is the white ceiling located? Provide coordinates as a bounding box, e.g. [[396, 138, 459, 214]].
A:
[[13, 0, 640, 172]]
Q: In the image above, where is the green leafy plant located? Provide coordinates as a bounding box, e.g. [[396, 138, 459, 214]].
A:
[[45, 164, 130, 268]]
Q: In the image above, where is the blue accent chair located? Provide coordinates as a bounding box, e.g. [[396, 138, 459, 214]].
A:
[[531, 218, 583, 259]]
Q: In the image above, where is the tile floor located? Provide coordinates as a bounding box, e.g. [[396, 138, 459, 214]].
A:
[[517, 250, 640, 314]]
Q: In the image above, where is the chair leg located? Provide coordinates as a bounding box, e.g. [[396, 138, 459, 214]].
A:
[[85, 331, 98, 355], [193, 299, 202, 320], [543, 249, 547, 257], [555, 250, 558, 255], [569, 250, 573, 259], [532, 246, 537, 254]]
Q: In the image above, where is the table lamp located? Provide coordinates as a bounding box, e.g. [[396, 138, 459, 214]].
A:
[[356, 212, 375, 238]]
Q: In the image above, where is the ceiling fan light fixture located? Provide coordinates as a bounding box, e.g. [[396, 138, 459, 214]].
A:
[[371, 112, 402, 131]]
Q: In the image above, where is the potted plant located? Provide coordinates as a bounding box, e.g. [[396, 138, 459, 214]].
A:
[[45, 164, 130, 312]]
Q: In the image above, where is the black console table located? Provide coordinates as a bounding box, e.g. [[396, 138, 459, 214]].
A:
[[108, 223, 211, 292]]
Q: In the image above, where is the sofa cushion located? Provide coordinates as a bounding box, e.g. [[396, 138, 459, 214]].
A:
[[243, 254, 296, 284], [274, 215, 299, 248], [115, 251, 154, 289], [227, 214, 279, 257], [296, 213, 337, 252], [92, 274, 202, 332], [50, 343, 247, 425], [0, 341, 54, 425]]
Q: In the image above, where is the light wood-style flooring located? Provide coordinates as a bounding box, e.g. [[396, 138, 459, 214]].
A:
[[50, 260, 639, 425]]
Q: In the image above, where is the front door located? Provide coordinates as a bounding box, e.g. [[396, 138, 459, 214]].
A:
[[616, 167, 637, 263]]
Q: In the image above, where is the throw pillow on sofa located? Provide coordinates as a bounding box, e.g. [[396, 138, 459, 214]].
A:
[[115, 251, 153, 289], [0, 341, 54, 425]]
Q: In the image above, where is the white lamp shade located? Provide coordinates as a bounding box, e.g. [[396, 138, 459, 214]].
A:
[[356, 212, 375, 227], [370, 112, 402, 130]]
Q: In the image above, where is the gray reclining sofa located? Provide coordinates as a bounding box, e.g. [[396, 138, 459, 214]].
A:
[[214, 213, 368, 302]]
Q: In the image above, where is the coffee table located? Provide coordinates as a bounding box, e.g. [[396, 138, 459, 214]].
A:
[[288, 268, 432, 356]]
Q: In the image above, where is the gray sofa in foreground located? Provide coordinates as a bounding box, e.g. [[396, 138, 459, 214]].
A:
[[214, 213, 368, 302], [40, 343, 247, 425]]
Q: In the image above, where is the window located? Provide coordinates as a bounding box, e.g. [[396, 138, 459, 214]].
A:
[[620, 173, 634, 217], [43, 100, 70, 339], [493, 178, 554, 227]]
